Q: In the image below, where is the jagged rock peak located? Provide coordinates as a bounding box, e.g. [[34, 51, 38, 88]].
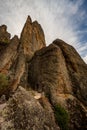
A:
[[20, 15, 46, 56]]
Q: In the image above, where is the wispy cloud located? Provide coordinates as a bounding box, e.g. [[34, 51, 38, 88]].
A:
[[0, 0, 87, 63]]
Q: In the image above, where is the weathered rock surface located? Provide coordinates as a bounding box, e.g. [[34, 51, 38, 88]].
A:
[[0, 86, 60, 130], [0, 25, 11, 43], [28, 39, 87, 130]]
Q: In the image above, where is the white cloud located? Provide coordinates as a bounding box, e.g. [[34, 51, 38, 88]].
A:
[[0, 0, 87, 63], [83, 55, 87, 63]]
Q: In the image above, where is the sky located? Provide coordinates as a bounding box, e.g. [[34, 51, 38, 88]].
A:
[[0, 0, 87, 63]]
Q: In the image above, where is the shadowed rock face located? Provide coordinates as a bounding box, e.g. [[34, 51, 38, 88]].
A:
[[28, 39, 87, 130]]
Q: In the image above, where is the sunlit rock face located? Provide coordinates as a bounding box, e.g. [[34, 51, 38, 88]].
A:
[[20, 15, 46, 57]]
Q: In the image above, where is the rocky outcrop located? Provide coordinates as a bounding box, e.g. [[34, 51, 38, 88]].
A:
[[28, 39, 87, 130], [0, 86, 60, 130], [0, 25, 11, 43]]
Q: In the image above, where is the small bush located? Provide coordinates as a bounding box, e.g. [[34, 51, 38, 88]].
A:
[[54, 104, 69, 130], [0, 73, 9, 96]]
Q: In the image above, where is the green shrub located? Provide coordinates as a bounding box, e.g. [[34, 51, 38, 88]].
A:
[[54, 104, 69, 130], [0, 73, 9, 96]]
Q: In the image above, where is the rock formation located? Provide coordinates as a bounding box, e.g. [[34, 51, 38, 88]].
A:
[[28, 39, 87, 130], [20, 15, 46, 57], [0, 16, 87, 130]]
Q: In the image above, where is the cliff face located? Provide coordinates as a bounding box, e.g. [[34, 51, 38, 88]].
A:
[[28, 39, 87, 130], [0, 16, 87, 130]]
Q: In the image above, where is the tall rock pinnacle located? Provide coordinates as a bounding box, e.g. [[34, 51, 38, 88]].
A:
[[20, 16, 46, 57], [26, 15, 32, 23]]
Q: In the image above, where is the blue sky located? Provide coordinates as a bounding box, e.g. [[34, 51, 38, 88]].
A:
[[0, 0, 87, 63]]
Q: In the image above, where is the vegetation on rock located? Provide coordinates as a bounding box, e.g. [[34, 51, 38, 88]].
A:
[[54, 104, 69, 130]]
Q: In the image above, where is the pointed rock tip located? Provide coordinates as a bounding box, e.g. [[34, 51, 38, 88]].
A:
[[26, 15, 32, 23]]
